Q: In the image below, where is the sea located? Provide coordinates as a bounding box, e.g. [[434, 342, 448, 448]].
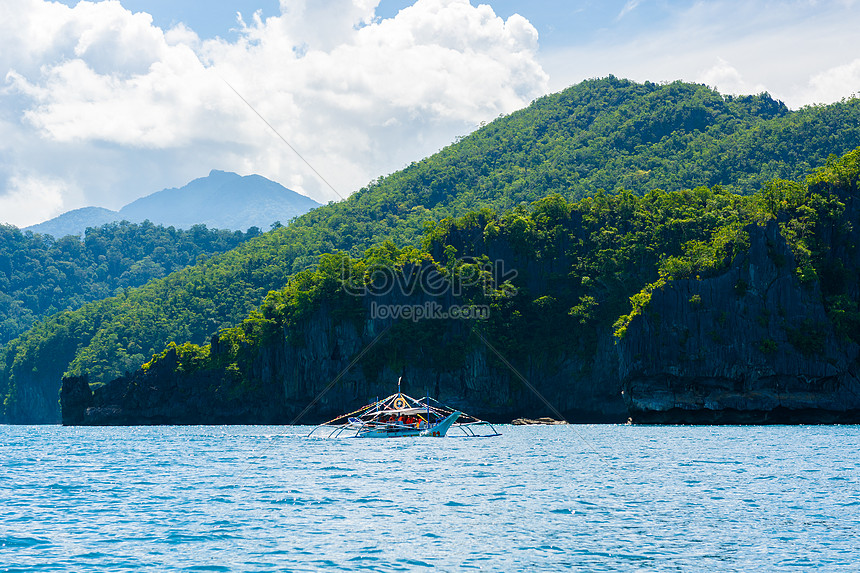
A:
[[1, 424, 858, 572]]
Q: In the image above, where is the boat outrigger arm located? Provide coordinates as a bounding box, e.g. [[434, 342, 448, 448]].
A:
[[307, 391, 501, 439]]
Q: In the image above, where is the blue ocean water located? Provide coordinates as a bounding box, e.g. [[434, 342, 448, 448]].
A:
[[1, 424, 858, 571]]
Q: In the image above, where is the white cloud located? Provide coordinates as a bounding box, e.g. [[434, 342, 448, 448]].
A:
[[617, 0, 641, 20], [0, 0, 167, 77], [0, 173, 76, 227], [802, 58, 860, 105], [697, 58, 768, 97], [0, 0, 548, 225]]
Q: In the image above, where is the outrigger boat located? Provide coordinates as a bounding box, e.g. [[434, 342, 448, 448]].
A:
[[308, 379, 501, 439]]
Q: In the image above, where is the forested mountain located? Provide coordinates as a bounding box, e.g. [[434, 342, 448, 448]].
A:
[[63, 149, 860, 425], [0, 222, 256, 347], [26, 170, 321, 237], [24, 207, 119, 239], [5, 76, 860, 423]]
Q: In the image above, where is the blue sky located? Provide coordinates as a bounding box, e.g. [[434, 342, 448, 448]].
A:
[[3, 1, 860, 227], [53, 1, 612, 46], [49, 1, 754, 61]]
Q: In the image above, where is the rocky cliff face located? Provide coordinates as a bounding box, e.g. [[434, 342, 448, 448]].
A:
[[63, 336, 627, 426], [618, 219, 860, 423], [259, 312, 626, 425], [4, 363, 68, 425], [61, 347, 287, 425]]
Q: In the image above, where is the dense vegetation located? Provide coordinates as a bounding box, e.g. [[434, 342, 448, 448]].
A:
[[146, 147, 860, 386], [4, 77, 860, 421], [0, 221, 255, 346]]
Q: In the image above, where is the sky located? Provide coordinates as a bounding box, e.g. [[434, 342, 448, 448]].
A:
[[1, 1, 859, 228]]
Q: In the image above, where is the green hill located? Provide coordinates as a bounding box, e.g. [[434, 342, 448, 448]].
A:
[[4, 76, 860, 423], [0, 222, 254, 346]]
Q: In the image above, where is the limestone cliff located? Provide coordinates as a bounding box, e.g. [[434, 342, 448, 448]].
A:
[[619, 219, 860, 423], [61, 348, 287, 425]]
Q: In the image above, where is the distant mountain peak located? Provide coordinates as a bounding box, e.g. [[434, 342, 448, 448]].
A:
[[24, 207, 119, 238], [24, 171, 321, 238]]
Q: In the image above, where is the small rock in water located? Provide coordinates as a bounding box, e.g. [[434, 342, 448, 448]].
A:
[[511, 417, 568, 425]]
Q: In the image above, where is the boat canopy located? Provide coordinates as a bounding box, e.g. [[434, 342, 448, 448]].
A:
[[367, 407, 427, 416]]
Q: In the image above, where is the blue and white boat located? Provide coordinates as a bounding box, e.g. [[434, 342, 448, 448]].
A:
[[308, 380, 500, 439]]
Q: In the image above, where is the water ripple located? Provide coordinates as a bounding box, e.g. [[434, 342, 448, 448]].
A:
[[2, 425, 859, 571]]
